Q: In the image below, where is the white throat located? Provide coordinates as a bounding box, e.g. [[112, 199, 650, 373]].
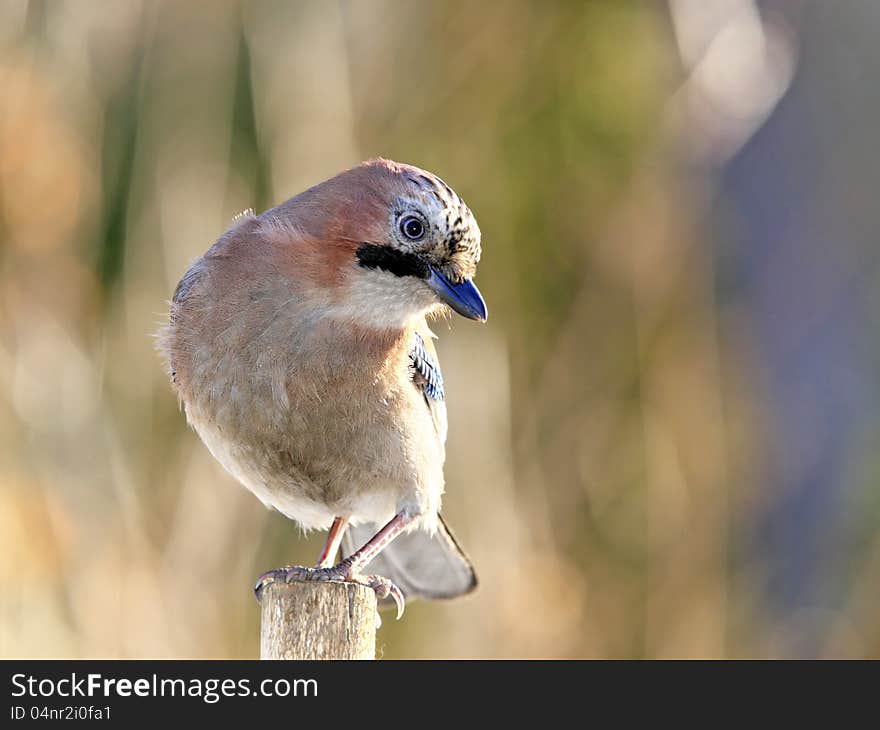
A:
[[329, 269, 437, 329]]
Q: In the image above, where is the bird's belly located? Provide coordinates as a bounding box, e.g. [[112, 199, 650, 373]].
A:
[[186, 390, 438, 531]]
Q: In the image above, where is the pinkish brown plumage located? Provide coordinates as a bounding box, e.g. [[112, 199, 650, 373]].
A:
[[158, 159, 486, 616]]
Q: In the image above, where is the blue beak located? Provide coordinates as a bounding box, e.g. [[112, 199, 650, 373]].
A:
[[426, 267, 488, 322]]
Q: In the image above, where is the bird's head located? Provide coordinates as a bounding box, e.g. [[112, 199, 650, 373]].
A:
[[263, 159, 486, 329]]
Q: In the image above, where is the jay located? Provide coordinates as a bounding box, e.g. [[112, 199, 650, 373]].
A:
[[160, 159, 486, 617]]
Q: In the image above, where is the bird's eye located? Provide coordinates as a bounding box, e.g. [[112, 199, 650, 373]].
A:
[[399, 215, 426, 241]]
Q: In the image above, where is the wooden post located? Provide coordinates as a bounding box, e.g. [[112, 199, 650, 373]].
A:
[[258, 581, 378, 660]]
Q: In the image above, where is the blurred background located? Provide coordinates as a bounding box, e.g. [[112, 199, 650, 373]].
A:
[[1, 0, 878, 658]]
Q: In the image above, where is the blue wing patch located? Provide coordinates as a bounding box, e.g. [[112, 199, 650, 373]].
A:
[[410, 332, 445, 402]]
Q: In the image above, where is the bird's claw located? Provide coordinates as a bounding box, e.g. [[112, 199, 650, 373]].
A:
[[361, 574, 406, 620], [254, 565, 314, 599], [254, 565, 405, 619]]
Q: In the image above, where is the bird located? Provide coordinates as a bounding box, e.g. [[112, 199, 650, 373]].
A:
[[158, 158, 487, 618]]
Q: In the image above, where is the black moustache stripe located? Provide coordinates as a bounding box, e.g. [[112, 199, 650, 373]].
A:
[[356, 243, 430, 279]]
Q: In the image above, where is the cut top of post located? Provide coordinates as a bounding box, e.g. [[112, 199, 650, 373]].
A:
[[259, 581, 378, 660]]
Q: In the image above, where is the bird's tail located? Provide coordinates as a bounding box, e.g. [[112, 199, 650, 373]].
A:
[[341, 515, 477, 607]]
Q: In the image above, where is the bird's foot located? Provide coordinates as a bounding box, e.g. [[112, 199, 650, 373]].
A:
[[254, 564, 405, 619]]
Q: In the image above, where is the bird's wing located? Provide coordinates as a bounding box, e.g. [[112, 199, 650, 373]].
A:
[[409, 323, 448, 445]]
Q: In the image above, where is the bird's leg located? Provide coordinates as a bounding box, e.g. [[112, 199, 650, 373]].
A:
[[335, 512, 412, 573], [315, 516, 349, 568], [255, 512, 417, 619]]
